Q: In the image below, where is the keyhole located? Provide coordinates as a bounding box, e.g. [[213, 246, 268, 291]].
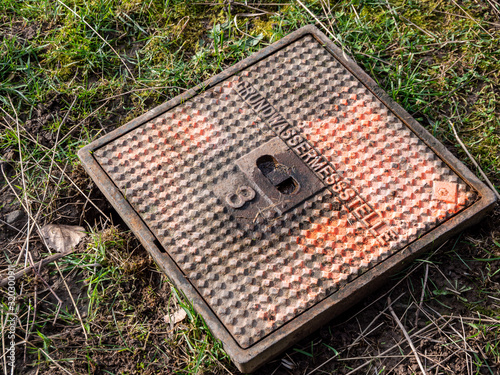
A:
[[256, 155, 299, 195], [276, 177, 299, 195]]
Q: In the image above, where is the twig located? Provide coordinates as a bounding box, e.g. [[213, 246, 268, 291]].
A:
[[231, 1, 277, 15], [338, 354, 443, 361], [53, 162, 111, 221], [415, 304, 479, 357], [414, 263, 429, 327], [342, 317, 442, 375], [387, 296, 427, 375], [21, 336, 73, 375], [332, 241, 449, 328], [234, 14, 270, 40], [307, 293, 409, 375], [24, 283, 37, 363], [450, 0, 494, 37], [52, 259, 88, 340], [294, 0, 346, 51], [1, 310, 8, 375], [9, 95, 32, 273], [319, 0, 335, 33], [0, 249, 78, 288], [448, 120, 500, 200], [433, 10, 500, 27], [97, 86, 187, 102], [26, 250, 63, 323], [398, 14, 437, 39], [348, 293, 406, 352], [194, 1, 291, 5]]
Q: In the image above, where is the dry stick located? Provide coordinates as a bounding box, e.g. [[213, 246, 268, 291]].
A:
[[0, 310, 7, 375], [96, 86, 187, 102], [485, 0, 500, 17], [416, 305, 477, 356], [54, 0, 136, 82], [194, 1, 291, 6], [24, 282, 37, 364], [231, 1, 277, 15], [444, 315, 477, 355], [347, 293, 406, 352], [460, 316, 473, 375], [234, 14, 269, 40], [0, 249, 78, 288], [388, 39, 472, 54], [387, 297, 427, 375], [348, 322, 385, 351], [333, 241, 449, 330], [28, 250, 90, 342], [43, 161, 70, 223], [295, 0, 347, 52], [338, 354, 443, 361], [23, 296, 31, 363], [0, 218, 24, 234], [443, 314, 500, 324], [450, 0, 494, 37], [0, 108, 50, 152], [9, 96, 31, 270], [342, 321, 440, 375], [0, 166, 89, 341], [319, 0, 335, 34], [448, 120, 500, 200], [419, 352, 455, 373], [305, 293, 405, 375], [57, 100, 110, 146], [388, 296, 427, 375], [52, 258, 88, 340], [414, 263, 429, 327], [25, 250, 63, 320], [398, 14, 437, 39], [434, 10, 500, 27], [53, 162, 111, 221], [19, 335, 73, 375], [384, 0, 401, 34]]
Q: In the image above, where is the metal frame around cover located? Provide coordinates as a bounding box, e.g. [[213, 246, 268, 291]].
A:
[[78, 25, 497, 373]]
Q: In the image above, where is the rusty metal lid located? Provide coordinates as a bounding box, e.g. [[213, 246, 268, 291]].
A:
[[79, 25, 496, 372]]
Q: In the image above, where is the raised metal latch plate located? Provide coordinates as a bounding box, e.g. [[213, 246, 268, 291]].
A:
[[79, 25, 496, 372]]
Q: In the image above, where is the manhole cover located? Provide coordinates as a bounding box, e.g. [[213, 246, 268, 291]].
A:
[[79, 25, 496, 372]]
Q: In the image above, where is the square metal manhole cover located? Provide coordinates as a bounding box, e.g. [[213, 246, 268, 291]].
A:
[[79, 25, 496, 372]]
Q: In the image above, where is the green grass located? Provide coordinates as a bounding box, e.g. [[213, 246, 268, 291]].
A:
[[0, 0, 499, 374]]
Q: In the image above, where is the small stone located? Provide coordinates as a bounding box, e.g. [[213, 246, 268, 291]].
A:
[[6, 210, 24, 224]]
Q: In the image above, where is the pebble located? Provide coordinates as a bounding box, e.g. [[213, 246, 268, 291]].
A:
[[6, 210, 24, 224]]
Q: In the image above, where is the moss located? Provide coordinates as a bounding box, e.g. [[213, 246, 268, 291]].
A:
[[251, 18, 276, 41]]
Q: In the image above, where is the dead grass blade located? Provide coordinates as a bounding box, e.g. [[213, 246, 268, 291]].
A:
[[414, 263, 429, 327], [387, 296, 428, 374], [0, 248, 78, 287], [21, 336, 73, 375], [295, 0, 346, 51], [54, 0, 137, 83], [448, 120, 500, 200], [450, 0, 494, 37]]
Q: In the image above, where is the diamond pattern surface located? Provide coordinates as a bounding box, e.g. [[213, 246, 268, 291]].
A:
[[94, 35, 476, 348]]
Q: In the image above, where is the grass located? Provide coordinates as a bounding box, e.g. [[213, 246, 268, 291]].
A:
[[0, 0, 499, 374]]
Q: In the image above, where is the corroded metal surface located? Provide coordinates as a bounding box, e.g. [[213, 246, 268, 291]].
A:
[[80, 26, 496, 372]]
